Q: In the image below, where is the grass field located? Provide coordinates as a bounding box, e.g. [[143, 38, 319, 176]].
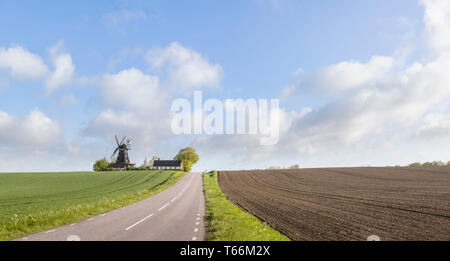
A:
[[0, 170, 185, 241], [203, 171, 289, 241]]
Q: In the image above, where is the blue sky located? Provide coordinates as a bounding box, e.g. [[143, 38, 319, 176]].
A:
[[0, 0, 449, 171]]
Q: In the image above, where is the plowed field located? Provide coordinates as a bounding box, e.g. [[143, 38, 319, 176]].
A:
[[218, 167, 450, 240]]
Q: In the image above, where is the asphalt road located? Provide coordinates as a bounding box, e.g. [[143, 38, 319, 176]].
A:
[[15, 172, 205, 241]]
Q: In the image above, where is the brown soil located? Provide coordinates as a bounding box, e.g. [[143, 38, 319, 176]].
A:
[[218, 167, 450, 241]]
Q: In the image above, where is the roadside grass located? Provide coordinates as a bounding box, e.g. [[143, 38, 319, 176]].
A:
[[203, 170, 289, 241], [0, 170, 185, 241]]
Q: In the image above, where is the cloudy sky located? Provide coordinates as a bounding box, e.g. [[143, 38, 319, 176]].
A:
[[1, 0, 449, 172]]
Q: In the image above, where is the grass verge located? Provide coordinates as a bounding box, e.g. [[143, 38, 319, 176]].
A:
[[203, 170, 289, 241], [0, 170, 185, 241]]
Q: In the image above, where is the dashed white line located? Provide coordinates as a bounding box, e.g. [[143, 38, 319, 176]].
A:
[[196, 222, 200, 225], [158, 203, 169, 211], [194, 228, 198, 232], [45, 229, 56, 234], [197, 213, 200, 216], [192, 237, 197, 240], [125, 213, 154, 231], [87, 217, 94, 221], [196, 217, 200, 220], [171, 197, 177, 202], [100, 214, 106, 217], [70, 223, 77, 226]]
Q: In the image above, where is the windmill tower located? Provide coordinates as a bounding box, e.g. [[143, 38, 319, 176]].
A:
[[110, 135, 135, 169]]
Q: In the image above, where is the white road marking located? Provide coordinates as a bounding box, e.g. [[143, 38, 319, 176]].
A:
[[158, 203, 169, 211], [67, 235, 81, 241], [100, 214, 106, 217], [194, 228, 198, 232], [125, 213, 154, 231], [197, 213, 200, 216], [70, 223, 77, 226], [192, 237, 197, 240], [171, 197, 177, 202], [196, 222, 200, 225], [45, 229, 56, 234], [22, 237, 28, 240], [367, 235, 381, 241], [87, 217, 94, 221], [196, 217, 200, 220]]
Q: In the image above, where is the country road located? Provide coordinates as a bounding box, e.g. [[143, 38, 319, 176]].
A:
[[14, 172, 205, 241]]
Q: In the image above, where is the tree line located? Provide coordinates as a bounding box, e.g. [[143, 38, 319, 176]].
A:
[[409, 161, 450, 167]]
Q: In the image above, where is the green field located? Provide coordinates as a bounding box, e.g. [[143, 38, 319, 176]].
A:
[[203, 171, 289, 241], [0, 170, 185, 241]]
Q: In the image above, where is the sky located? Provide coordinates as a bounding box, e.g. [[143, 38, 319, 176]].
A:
[[0, 0, 449, 172]]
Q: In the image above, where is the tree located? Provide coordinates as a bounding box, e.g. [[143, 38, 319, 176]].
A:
[[409, 162, 422, 167], [432, 161, 444, 166], [93, 157, 111, 171], [174, 147, 199, 172], [150, 156, 158, 168], [141, 157, 148, 168]]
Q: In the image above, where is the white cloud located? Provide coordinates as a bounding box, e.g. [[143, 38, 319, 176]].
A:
[[305, 56, 395, 93], [87, 68, 172, 156], [414, 113, 450, 139], [101, 68, 160, 111], [88, 109, 143, 135], [146, 42, 223, 90], [101, 10, 149, 30], [45, 41, 75, 93], [276, 49, 450, 156], [106, 46, 144, 72], [421, 0, 450, 53], [280, 83, 297, 100], [0, 45, 49, 79], [192, 106, 311, 162], [0, 109, 62, 148], [86, 108, 173, 154], [0, 42, 76, 93]]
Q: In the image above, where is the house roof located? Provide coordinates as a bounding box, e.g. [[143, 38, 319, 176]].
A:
[[153, 160, 183, 167]]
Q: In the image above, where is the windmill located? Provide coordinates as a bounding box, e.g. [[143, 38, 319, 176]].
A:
[[110, 135, 135, 169]]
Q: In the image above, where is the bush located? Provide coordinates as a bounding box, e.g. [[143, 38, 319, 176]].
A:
[[409, 161, 449, 167], [93, 158, 112, 171], [126, 165, 136, 171], [132, 166, 148, 171], [432, 161, 444, 166]]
